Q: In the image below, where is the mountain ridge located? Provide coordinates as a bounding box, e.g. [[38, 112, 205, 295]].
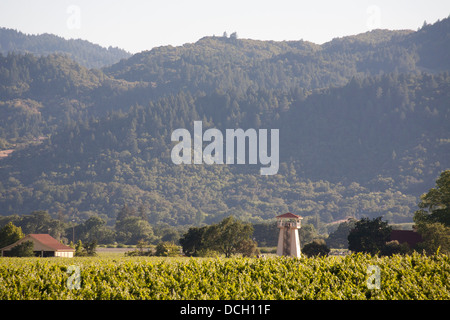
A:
[[0, 17, 449, 233], [0, 27, 131, 69], [102, 21, 449, 96]]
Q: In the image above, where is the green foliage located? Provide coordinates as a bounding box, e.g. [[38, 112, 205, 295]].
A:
[[252, 222, 278, 247], [0, 27, 131, 69], [180, 216, 256, 257], [0, 18, 449, 234], [415, 170, 450, 227], [83, 240, 98, 256], [74, 216, 115, 244], [236, 238, 260, 257], [0, 253, 449, 299], [1, 70, 447, 228], [381, 240, 411, 256], [348, 217, 392, 255], [414, 170, 450, 255], [0, 221, 24, 248], [9, 240, 34, 257], [415, 222, 450, 255], [0, 211, 66, 241], [179, 226, 208, 257], [326, 219, 357, 249], [115, 216, 155, 245], [75, 240, 84, 256], [205, 216, 255, 257], [74, 239, 97, 256], [302, 239, 330, 257], [154, 242, 180, 257]]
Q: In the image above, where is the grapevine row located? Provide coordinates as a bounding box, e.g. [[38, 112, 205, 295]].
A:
[[0, 253, 448, 300]]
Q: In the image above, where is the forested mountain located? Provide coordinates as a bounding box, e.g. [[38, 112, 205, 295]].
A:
[[0, 52, 145, 145], [103, 18, 449, 94], [0, 28, 131, 69], [0, 18, 449, 235]]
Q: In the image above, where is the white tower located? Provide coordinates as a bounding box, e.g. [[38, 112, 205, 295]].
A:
[[276, 212, 303, 258]]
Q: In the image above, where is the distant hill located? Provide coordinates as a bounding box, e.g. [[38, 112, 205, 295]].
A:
[[0, 18, 449, 232], [0, 28, 131, 68], [1, 71, 448, 228], [402, 17, 450, 70], [103, 22, 449, 95]]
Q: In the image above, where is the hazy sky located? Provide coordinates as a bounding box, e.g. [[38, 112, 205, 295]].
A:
[[0, 0, 449, 53]]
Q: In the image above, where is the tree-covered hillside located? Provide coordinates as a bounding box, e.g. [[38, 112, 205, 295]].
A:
[[0, 18, 449, 235], [0, 72, 448, 230], [103, 19, 449, 94], [0, 28, 131, 69]]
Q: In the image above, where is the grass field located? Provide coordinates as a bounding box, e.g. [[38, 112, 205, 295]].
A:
[[0, 252, 449, 300]]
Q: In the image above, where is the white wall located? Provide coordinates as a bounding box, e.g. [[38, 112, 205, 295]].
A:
[[55, 251, 74, 258]]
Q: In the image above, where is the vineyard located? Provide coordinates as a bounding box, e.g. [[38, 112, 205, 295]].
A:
[[0, 253, 449, 300]]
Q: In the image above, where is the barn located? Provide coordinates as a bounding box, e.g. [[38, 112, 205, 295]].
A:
[[390, 230, 423, 249], [0, 234, 75, 257]]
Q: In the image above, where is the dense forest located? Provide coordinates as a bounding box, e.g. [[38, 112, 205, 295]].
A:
[[0, 28, 131, 69], [0, 18, 449, 240]]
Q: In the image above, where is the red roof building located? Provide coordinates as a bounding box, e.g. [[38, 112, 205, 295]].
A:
[[0, 234, 75, 257]]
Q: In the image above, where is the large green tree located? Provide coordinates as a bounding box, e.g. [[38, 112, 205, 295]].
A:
[[180, 216, 257, 257], [415, 222, 450, 255], [74, 216, 115, 244], [414, 170, 450, 254], [179, 226, 208, 257], [18, 211, 66, 238], [302, 239, 330, 257], [115, 216, 155, 244], [347, 217, 392, 255], [205, 216, 255, 258], [326, 218, 357, 249], [414, 170, 450, 227], [0, 221, 24, 248]]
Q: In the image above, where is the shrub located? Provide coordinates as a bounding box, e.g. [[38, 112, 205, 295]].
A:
[[9, 240, 34, 257], [302, 239, 330, 257]]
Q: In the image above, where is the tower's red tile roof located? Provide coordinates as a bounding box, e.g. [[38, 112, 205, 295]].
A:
[[276, 212, 302, 219]]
